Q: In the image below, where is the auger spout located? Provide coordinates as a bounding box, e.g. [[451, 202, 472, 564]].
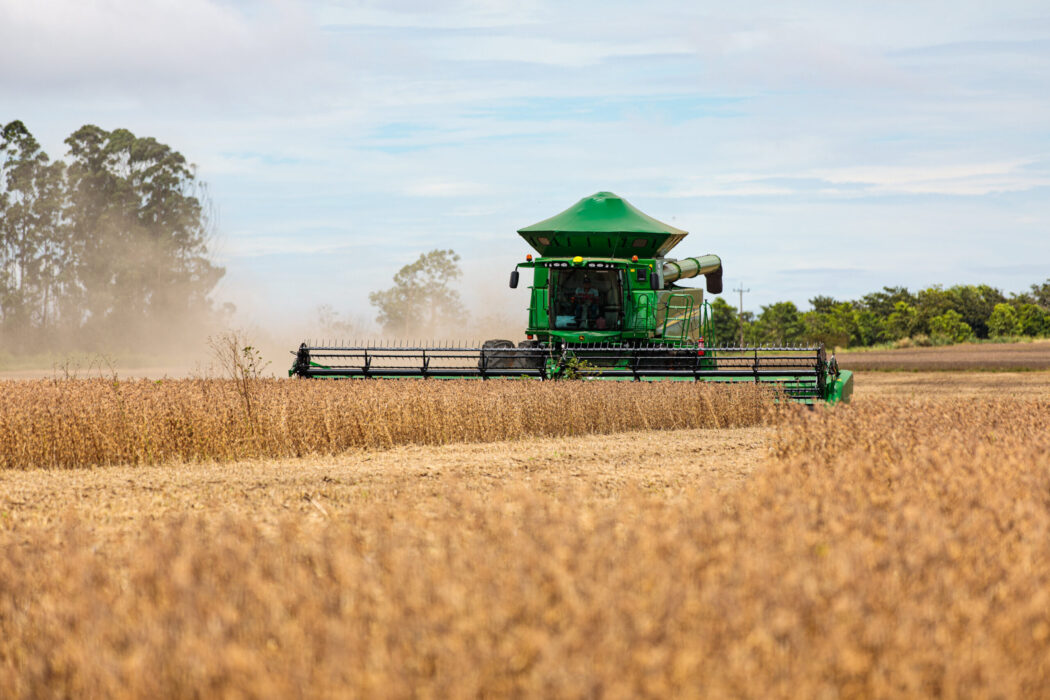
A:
[[662, 254, 721, 282], [662, 254, 723, 293]]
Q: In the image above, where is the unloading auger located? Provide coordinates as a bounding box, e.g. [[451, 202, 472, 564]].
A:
[[291, 192, 853, 403]]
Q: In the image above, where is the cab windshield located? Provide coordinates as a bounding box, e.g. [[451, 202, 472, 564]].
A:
[[549, 268, 623, 331]]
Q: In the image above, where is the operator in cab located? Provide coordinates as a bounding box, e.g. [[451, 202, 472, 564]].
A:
[[573, 275, 602, 329]]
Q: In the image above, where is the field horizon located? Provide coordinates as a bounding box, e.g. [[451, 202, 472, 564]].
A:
[[4, 337, 1050, 380]]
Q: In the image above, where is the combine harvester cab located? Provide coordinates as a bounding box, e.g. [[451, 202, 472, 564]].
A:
[[291, 192, 853, 404]]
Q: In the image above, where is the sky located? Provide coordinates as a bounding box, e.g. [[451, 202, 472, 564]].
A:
[[2, 0, 1049, 334]]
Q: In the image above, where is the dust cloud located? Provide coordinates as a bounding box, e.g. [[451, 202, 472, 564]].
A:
[[1, 270, 530, 380]]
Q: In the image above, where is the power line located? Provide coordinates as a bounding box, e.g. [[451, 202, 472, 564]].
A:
[[733, 284, 750, 346]]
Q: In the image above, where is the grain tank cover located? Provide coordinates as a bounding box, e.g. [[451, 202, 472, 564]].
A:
[[517, 191, 687, 258]]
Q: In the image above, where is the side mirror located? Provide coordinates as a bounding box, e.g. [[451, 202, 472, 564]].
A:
[[649, 269, 661, 291], [509, 270, 519, 289], [705, 268, 723, 294]]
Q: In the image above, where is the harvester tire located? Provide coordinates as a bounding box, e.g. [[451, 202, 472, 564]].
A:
[[517, 340, 546, 370], [480, 339, 518, 370]]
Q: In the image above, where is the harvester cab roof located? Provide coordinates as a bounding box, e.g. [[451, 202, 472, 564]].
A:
[[517, 190, 687, 259], [290, 191, 853, 403]]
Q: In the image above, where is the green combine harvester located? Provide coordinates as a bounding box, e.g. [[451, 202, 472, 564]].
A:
[[291, 192, 853, 403]]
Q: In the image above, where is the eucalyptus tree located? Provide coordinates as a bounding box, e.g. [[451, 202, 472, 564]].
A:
[[63, 125, 223, 345], [0, 121, 224, 352], [0, 120, 68, 347]]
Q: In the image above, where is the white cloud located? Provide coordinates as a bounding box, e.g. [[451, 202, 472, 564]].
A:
[[812, 161, 1050, 195], [313, 0, 543, 30], [656, 160, 1050, 199], [423, 34, 694, 68], [404, 180, 494, 197], [659, 182, 799, 198], [0, 0, 315, 93]]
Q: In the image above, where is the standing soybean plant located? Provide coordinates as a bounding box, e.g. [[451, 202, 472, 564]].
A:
[[209, 331, 271, 432]]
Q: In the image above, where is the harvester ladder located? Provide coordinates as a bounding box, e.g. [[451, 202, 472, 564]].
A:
[[661, 293, 694, 341], [630, 293, 656, 333]]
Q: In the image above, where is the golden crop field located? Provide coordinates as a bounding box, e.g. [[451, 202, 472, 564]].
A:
[[2, 374, 1050, 698], [0, 379, 772, 469]]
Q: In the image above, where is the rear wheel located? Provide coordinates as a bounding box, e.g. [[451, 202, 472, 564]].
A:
[[517, 340, 546, 370], [479, 339, 517, 369]]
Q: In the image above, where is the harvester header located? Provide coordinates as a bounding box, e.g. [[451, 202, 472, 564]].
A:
[[291, 191, 853, 403]]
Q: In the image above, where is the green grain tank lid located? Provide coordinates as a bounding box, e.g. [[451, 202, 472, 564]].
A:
[[517, 191, 687, 258]]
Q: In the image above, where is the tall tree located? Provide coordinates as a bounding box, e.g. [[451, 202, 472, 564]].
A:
[[1030, 279, 1050, 310], [808, 295, 839, 315], [951, 284, 1006, 338], [753, 301, 805, 345], [0, 121, 68, 346], [708, 296, 739, 346], [913, 284, 1004, 339], [63, 125, 223, 343], [929, 309, 973, 344], [0, 121, 225, 353], [369, 249, 464, 334], [884, 301, 918, 340], [802, 309, 850, 348], [859, 286, 915, 317], [988, 303, 1020, 338], [1015, 303, 1049, 337]]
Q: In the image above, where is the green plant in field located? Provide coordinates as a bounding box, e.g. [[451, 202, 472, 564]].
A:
[[558, 354, 601, 380]]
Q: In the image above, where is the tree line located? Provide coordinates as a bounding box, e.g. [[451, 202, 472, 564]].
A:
[[367, 250, 1050, 349], [0, 120, 225, 354], [710, 281, 1050, 348]]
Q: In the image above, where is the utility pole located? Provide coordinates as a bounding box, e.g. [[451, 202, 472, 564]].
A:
[[733, 283, 750, 346]]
